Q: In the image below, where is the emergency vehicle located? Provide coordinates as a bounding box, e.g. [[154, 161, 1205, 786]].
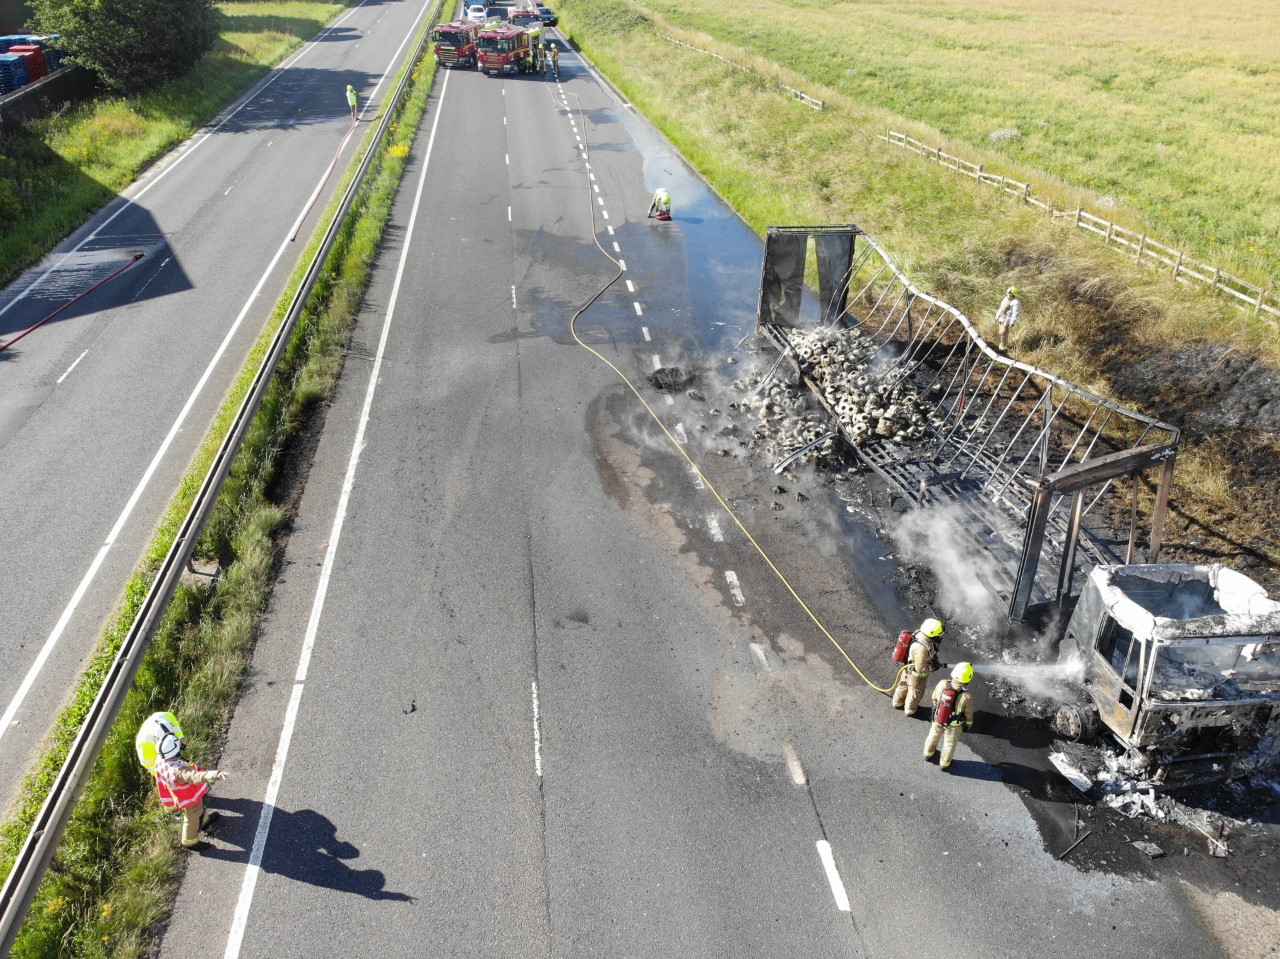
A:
[[432, 20, 482, 68], [509, 6, 542, 27], [477, 22, 535, 75]]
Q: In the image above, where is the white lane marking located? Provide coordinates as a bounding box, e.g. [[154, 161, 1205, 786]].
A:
[[749, 642, 770, 671], [531, 680, 543, 777], [690, 468, 705, 490], [0, 114, 377, 745], [632, 302, 643, 316], [665, 395, 674, 406], [56, 350, 89, 384], [625, 279, 634, 292], [724, 571, 746, 606], [674, 423, 688, 445], [641, 327, 651, 342], [616, 255, 623, 267], [651, 354, 662, 370], [596, 197, 603, 206], [707, 514, 724, 542], [503, 116, 507, 125], [588, 172, 594, 180], [816, 841, 851, 912], [506, 153, 510, 165], [607, 225, 614, 236], [783, 738, 807, 785], [612, 241, 621, 253], [592, 184, 599, 193], [225, 183, 236, 196], [508, 206, 512, 221], [0, 0, 382, 323], [511, 285, 517, 309], [221, 66, 455, 959], [602, 211, 609, 221]]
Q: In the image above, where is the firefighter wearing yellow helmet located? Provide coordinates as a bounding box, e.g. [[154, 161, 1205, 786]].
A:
[[924, 662, 976, 770], [890, 617, 945, 716], [994, 286, 1021, 351], [136, 711, 227, 850]]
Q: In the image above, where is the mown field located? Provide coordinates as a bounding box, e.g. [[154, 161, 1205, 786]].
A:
[[641, 0, 1280, 289], [554, 0, 1280, 579], [0, 1, 345, 285]]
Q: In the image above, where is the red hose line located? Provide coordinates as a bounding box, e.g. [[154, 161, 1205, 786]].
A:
[[0, 253, 145, 353]]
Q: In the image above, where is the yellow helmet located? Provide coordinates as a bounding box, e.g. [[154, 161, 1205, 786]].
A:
[[135, 711, 184, 772], [1008, 286, 1019, 296], [952, 662, 974, 684], [919, 618, 945, 638]]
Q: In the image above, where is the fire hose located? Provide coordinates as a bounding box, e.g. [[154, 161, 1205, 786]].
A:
[[547, 73, 899, 697]]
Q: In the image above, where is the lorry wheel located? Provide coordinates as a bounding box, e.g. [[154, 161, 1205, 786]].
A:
[[1052, 702, 1101, 743]]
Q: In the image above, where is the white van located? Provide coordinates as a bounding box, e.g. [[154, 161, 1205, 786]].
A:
[[465, 3, 487, 23]]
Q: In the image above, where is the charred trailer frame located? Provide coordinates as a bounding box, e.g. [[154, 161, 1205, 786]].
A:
[[755, 225, 1180, 621]]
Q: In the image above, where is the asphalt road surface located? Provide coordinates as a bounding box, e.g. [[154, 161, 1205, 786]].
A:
[[0, 0, 434, 814], [153, 33, 1250, 959]]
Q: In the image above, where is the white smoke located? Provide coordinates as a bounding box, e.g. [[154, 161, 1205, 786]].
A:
[[892, 503, 1004, 625]]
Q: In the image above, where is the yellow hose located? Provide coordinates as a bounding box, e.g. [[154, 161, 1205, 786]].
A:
[[546, 80, 900, 697]]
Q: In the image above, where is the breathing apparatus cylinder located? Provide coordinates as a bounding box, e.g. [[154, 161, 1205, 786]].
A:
[[933, 684, 960, 726], [891, 629, 913, 665]]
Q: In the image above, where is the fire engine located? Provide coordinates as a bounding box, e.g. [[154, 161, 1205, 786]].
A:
[[477, 22, 536, 75], [432, 20, 481, 68], [509, 6, 542, 27]]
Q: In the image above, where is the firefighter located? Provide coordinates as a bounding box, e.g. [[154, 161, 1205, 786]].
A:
[[994, 286, 1020, 350], [345, 83, 358, 121], [923, 662, 976, 770], [647, 187, 672, 220], [136, 711, 227, 851], [541, 40, 551, 76], [890, 617, 945, 716], [550, 42, 560, 78]]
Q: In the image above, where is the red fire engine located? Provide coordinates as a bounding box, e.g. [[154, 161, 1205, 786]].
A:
[[432, 21, 481, 68], [477, 22, 535, 75]]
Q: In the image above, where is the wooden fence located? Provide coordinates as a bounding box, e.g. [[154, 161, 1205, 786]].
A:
[[880, 130, 1278, 322], [656, 33, 823, 111]]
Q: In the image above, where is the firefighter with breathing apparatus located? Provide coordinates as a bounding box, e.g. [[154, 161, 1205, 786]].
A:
[[890, 617, 945, 716], [924, 663, 976, 770], [136, 711, 227, 850]]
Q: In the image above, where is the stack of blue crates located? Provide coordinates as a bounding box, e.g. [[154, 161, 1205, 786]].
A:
[[0, 52, 31, 94]]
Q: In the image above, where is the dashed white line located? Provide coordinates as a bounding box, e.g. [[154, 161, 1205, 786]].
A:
[[651, 354, 662, 370], [707, 514, 724, 542], [641, 327, 651, 341], [665, 395, 674, 406], [597, 197, 604, 206], [603, 211, 610, 221], [633, 302, 643, 316], [625, 279, 635, 292], [816, 841, 851, 912], [783, 738, 808, 785], [593, 184, 600, 193], [56, 350, 89, 384], [508, 206, 512, 222], [511, 285, 517, 309], [505, 153, 510, 165], [503, 116, 507, 125], [724, 571, 746, 606], [607, 225, 615, 236], [613, 242, 621, 253], [674, 423, 688, 445], [749, 642, 771, 671], [588, 172, 595, 180], [532, 681, 544, 777]]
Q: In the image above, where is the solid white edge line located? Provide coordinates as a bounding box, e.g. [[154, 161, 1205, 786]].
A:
[[816, 840, 851, 912], [0, 0, 373, 323], [222, 67, 454, 959], [531, 680, 543, 777]]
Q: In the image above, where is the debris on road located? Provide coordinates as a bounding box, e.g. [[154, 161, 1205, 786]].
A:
[[1132, 840, 1165, 858], [1050, 752, 1093, 794], [649, 366, 696, 392]]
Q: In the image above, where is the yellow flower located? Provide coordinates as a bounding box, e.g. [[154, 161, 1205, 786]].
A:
[[44, 896, 65, 914], [101, 902, 114, 919]]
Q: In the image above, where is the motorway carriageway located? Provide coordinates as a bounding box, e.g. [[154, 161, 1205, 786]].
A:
[[0, 0, 434, 815], [156, 25, 1224, 959]]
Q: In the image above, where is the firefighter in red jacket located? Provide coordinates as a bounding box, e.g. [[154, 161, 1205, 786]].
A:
[[136, 711, 227, 850], [923, 663, 976, 770], [890, 617, 945, 716]]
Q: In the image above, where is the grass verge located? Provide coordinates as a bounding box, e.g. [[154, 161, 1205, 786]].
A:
[[553, 0, 1280, 578], [0, 1, 344, 286], [0, 25, 439, 959]]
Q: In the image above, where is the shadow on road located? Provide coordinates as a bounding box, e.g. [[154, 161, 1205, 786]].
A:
[[200, 795, 414, 902]]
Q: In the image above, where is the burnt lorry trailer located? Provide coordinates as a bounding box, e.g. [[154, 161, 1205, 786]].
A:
[[753, 225, 1180, 622], [1055, 564, 1280, 787]]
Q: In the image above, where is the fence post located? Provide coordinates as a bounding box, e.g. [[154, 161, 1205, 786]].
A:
[[1137, 234, 1146, 261], [1255, 291, 1270, 319], [1106, 221, 1115, 244], [1173, 251, 1183, 279], [1212, 266, 1221, 291], [977, 163, 983, 175], [1023, 183, 1031, 202], [1075, 207, 1082, 228], [936, 145, 943, 163]]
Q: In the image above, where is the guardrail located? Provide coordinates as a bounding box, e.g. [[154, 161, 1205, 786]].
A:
[[0, 3, 444, 953], [656, 33, 823, 110], [880, 130, 1278, 322]]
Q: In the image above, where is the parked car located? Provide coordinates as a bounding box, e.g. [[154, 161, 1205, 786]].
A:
[[537, 5, 558, 25], [465, 3, 488, 23]]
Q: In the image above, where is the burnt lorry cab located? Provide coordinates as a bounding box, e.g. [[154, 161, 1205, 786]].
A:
[[433, 21, 481, 68], [477, 23, 534, 75], [1056, 564, 1280, 787]]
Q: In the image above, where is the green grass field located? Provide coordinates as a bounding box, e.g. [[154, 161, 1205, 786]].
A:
[[638, 0, 1279, 289], [0, 1, 344, 285]]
